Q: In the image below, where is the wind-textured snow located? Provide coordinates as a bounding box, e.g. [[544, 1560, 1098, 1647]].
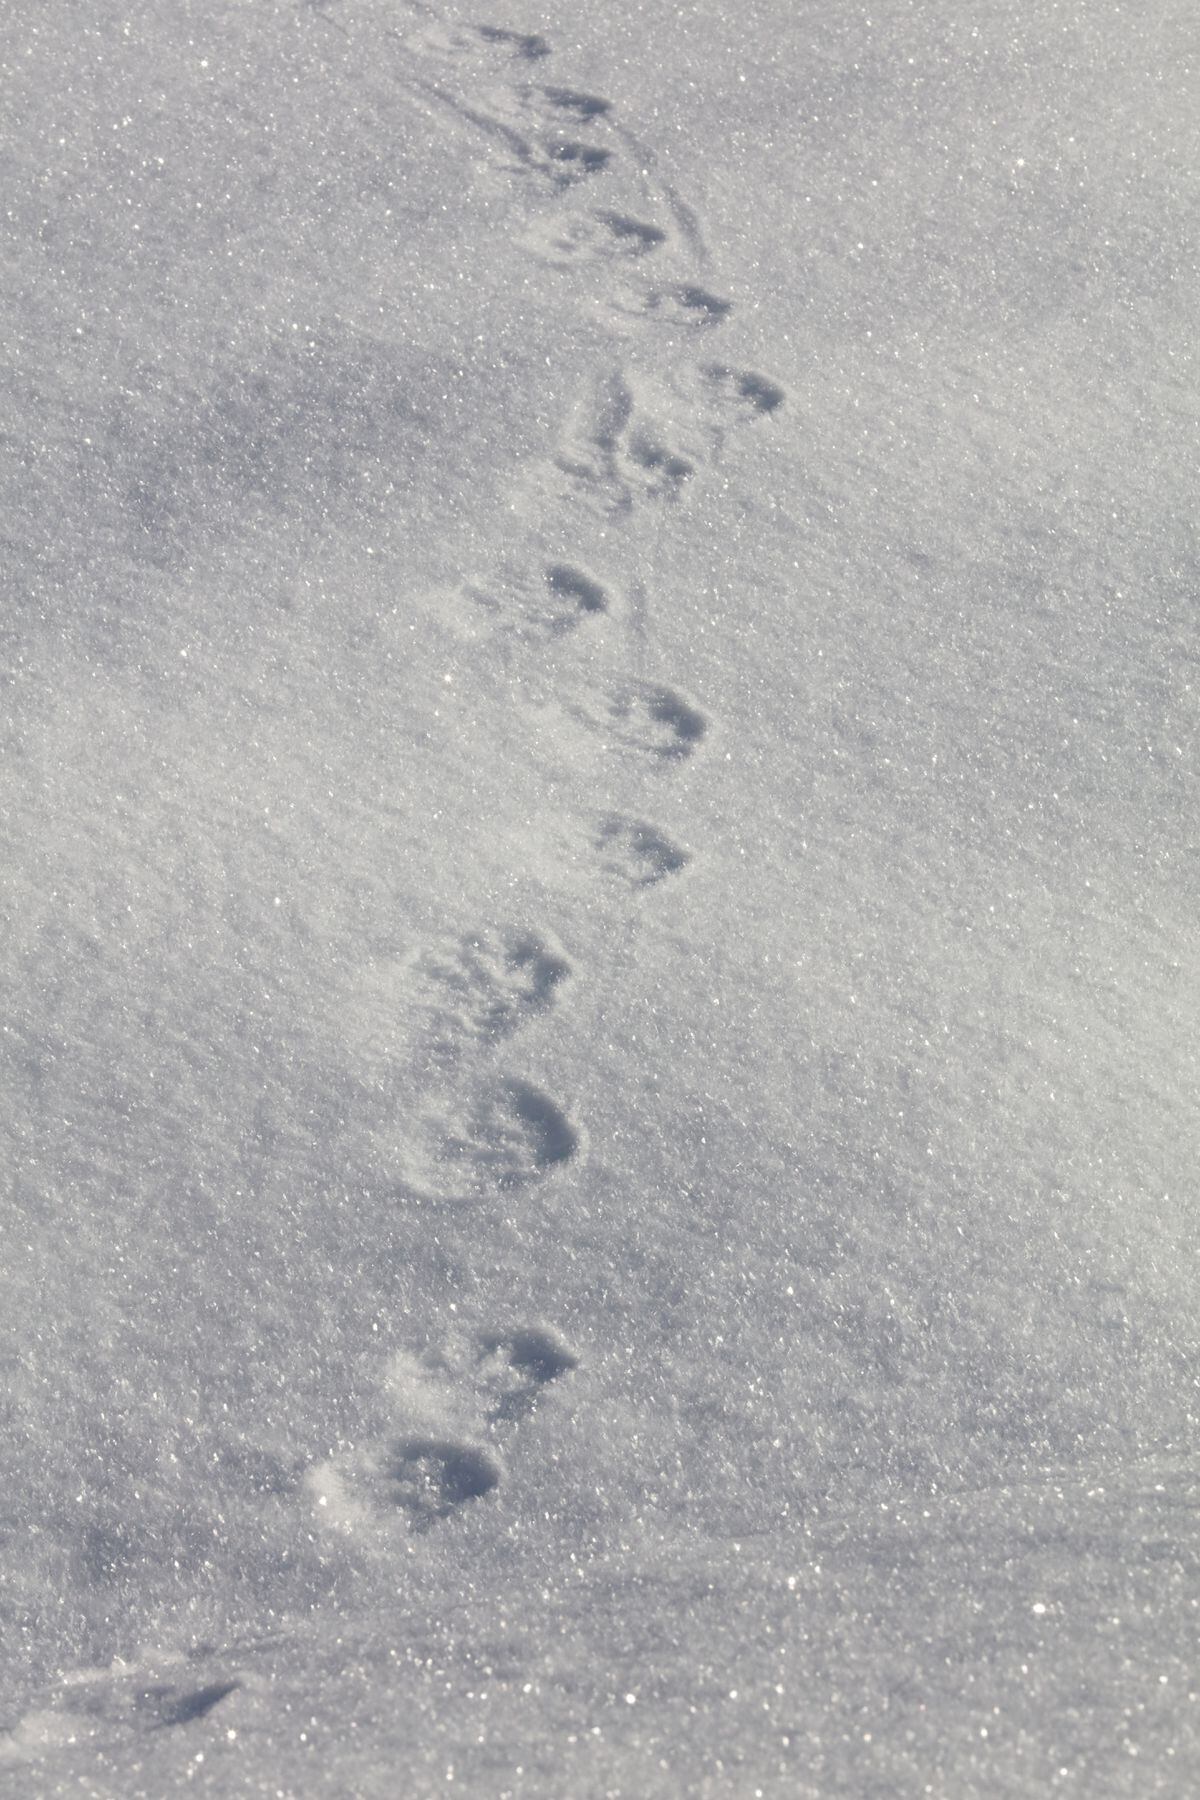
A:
[[2, 0, 1198, 1794]]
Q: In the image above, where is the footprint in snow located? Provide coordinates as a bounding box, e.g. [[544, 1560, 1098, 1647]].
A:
[[570, 677, 708, 761], [438, 1076, 580, 1189], [476, 1326, 579, 1424], [610, 283, 734, 335], [669, 364, 787, 456], [346, 927, 572, 1076], [416, 81, 612, 196], [0, 1665, 243, 1764], [475, 23, 552, 60], [434, 560, 613, 640], [595, 816, 690, 888], [699, 362, 786, 418], [413, 928, 572, 1064], [397, 1075, 582, 1201], [309, 1326, 578, 1531], [554, 372, 696, 515], [403, 18, 550, 65], [522, 209, 668, 270]]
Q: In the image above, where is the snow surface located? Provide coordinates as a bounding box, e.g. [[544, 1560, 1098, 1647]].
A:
[[2, 0, 1198, 1793]]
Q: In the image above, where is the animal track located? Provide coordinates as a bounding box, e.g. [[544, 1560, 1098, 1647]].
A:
[[348, 928, 571, 1075], [477, 1326, 579, 1423], [544, 562, 609, 618], [140, 1681, 241, 1729], [310, 1326, 578, 1533], [539, 87, 612, 122], [622, 428, 693, 501], [445, 561, 612, 638], [598, 212, 669, 253], [417, 83, 611, 195], [405, 1077, 581, 1198], [401, 16, 543, 66], [376, 1437, 502, 1526], [595, 817, 690, 888], [616, 283, 734, 331], [699, 363, 786, 419], [522, 209, 667, 269], [0, 1667, 242, 1763], [541, 139, 612, 184], [476, 23, 551, 60], [444, 1078, 579, 1187], [413, 929, 572, 1062], [555, 373, 695, 514], [572, 678, 708, 760]]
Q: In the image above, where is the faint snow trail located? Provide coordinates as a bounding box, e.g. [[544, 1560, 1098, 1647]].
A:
[[611, 118, 712, 269]]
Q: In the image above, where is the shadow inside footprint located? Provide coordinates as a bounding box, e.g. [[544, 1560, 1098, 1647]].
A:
[[676, 285, 733, 323], [542, 87, 612, 120], [501, 933, 573, 1015], [384, 1438, 501, 1525], [637, 685, 707, 754], [597, 817, 689, 887], [579, 676, 708, 756], [545, 563, 608, 618], [480, 1327, 579, 1422], [443, 1079, 580, 1190], [596, 212, 668, 253], [546, 141, 612, 180], [501, 1081, 578, 1173], [477, 24, 550, 60], [624, 430, 693, 496], [703, 364, 786, 415]]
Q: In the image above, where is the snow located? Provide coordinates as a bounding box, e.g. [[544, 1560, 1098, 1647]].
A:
[[2, 0, 1198, 1794]]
